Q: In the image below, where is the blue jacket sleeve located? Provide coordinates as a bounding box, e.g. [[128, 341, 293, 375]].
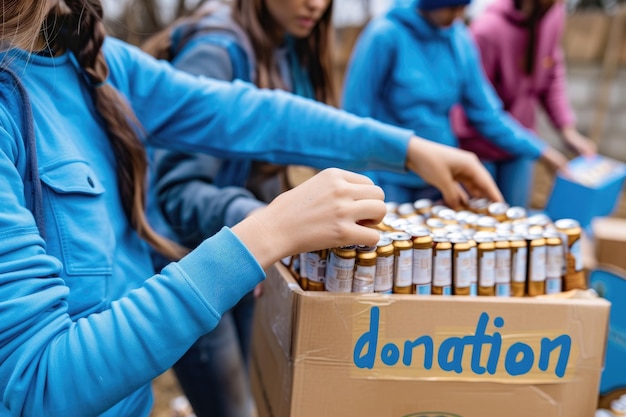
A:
[[152, 34, 265, 247], [458, 30, 546, 159], [342, 19, 396, 118], [0, 106, 265, 416], [104, 39, 413, 173]]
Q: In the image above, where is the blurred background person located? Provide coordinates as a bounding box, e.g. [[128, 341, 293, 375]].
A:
[[452, 0, 597, 207], [143, 0, 335, 416], [342, 0, 569, 204]]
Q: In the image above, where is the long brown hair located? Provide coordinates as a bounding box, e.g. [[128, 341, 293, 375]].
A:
[[0, 1, 49, 51], [45, 0, 188, 261], [233, 0, 337, 106]]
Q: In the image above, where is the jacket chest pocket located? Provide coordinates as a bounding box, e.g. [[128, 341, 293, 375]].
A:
[[40, 160, 115, 277]]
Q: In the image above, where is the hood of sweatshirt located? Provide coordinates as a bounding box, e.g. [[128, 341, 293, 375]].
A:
[[387, 0, 462, 41]]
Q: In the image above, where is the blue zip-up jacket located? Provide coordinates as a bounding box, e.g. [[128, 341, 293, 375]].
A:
[[342, 0, 546, 189], [0, 38, 411, 417]]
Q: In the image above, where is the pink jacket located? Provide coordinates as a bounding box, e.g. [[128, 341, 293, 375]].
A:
[[452, 0, 575, 161]]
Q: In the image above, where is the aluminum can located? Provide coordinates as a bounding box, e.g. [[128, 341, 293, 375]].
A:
[[409, 227, 433, 295], [325, 245, 356, 293], [488, 202, 510, 223], [476, 232, 496, 296], [506, 206, 527, 222], [397, 202, 417, 219], [413, 198, 433, 217], [451, 234, 472, 296], [494, 235, 512, 297], [353, 246, 377, 293], [468, 197, 490, 215], [390, 232, 413, 294], [509, 234, 528, 297], [375, 237, 394, 294], [554, 218, 586, 290], [303, 249, 328, 291], [544, 231, 564, 294], [477, 216, 498, 233], [526, 233, 547, 297], [432, 234, 452, 295]]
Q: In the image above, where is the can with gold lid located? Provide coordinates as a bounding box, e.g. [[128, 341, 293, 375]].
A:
[[298, 253, 309, 290], [509, 234, 528, 297], [409, 227, 433, 295], [378, 213, 399, 232], [506, 206, 527, 222], [462, 230, 478, 296], [302, 249, 328, 291], [526, 233, 547, 297], [325, 245, 356, 293], [438, 208, 458, 225], [494, 235, 511, 297], [554, 218, 586, 291], [413, 198, 433, 217], [468, 197, 490, 215], [477, 216, 498, 233], [476, 232, 496, 296], [426, 218, 446, 234], [397, 202, 417, 219], [451, 234, 472, 296], [375, 236, 394, 294], [488, 202, 510, 223], [353, 246, 377, 293], [390, 232, 413, 294], [544, 230, 564, 294], [432, 233, 452, 295]]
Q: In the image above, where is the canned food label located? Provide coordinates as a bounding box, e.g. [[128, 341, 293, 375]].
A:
[[325, 252, 355, 292], [375, 255, 394, 292], [454, 251, 472, 288], [495, 249, 511, 284], [433, 250, 452, 286], [546, 245, 564, 279], [416, 284, 431, 295], [442, 286, 452, 296], [511, 247, 527, 283], [304, 252, 327, 283], [395, 249, 413, 287], [479, 251, 496, 287], [354, 265, 376, 282], [496, 283, 511, 297], [546, 277, 562, 294], [470, 283, 477, 296], [413, 248, 433, 285], [353, 277, 375, 294], [299, 253, 308, 278], [530, 245, 547, 282]]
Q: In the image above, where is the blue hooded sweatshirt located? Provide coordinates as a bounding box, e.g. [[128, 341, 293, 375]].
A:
[[0, 38, 411, 417], [342, 0, 545, 190]]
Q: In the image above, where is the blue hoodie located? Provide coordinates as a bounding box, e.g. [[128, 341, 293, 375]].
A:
[[342, 0, 545, 189], [0, 38, 411, 417]]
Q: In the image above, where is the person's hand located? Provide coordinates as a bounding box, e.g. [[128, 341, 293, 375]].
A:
[[232, 168, 386, 270], [405, 136, 503, 209], [561, 127, 597, 157], [540, 146, 571, 176]]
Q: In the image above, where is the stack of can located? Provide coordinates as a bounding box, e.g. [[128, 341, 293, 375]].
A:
[[295, 198, 587, 297]]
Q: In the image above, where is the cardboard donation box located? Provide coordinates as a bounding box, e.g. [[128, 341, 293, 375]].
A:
[[545, 155, 626, 228], [251, 263, 610, 417]]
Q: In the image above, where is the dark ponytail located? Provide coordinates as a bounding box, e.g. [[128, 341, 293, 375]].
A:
[[50, 0, 189, 261]]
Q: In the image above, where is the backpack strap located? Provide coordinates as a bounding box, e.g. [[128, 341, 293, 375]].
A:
[[0, 66, 45, 239]]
